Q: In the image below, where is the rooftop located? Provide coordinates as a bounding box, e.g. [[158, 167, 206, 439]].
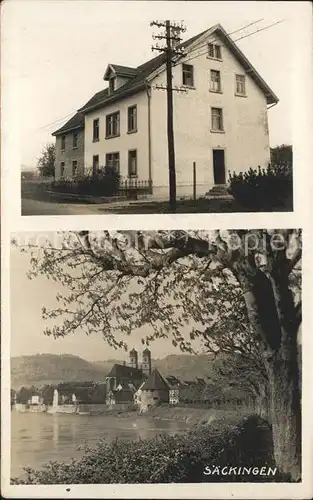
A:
[[141, 368, 170, 391], [106, 363, 146, 380], [77, 23, 278, 115], [52, 111, 85, 137]]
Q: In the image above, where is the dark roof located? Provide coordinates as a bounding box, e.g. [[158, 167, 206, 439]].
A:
[[109, 64, 138, 78], [78, 29, 207, 114], [141, 368, 170, 391], [106, 363, 145, 380], [166, 376, 181, 389], [80, 88, 109, 110], [112, 389, 134, 403], [52, 111, 84, 136], [78, 23, 278, 114]]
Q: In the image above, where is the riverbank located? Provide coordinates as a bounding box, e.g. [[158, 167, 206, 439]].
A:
[[12, 414, 287, 484], [12, 403, 251, 424], [145, 405, 251, 425]]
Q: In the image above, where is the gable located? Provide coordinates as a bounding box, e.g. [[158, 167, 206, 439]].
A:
[[146, 24, 278, 105], [78, 23, 277, 115]]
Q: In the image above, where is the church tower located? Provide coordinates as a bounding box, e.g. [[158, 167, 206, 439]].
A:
[[142, 348, 152, 375], [129, 348, 138, 369]]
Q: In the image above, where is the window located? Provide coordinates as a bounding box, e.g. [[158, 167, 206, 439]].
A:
[[208, 43, 222, 60], [235, 74, 246, 96], [210, 70, 221, 92], [128, 150, 137, 177], [92, 155, 99, 176], [211, 107, 224, 131], [128, 105, 137, 133], [106, 112, 120, 138], [109, 77, 116, 94], [73, 131, 78, 149], [182, 64, 194, 87], [60, 162, 65, 177], [106, 152, 120, 172], [61, 135, 66, 151], [93, 119, 99, 141], [72, 160, 78, 177]]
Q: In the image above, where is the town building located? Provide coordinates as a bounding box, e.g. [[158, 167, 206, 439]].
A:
[[106, 388, 135, 410], [52, 112, 85, 179], [52, 23, 278, 199], [105, 348, 151, 405], [165, 375, 181, 405], [136, 368, 170, 412]]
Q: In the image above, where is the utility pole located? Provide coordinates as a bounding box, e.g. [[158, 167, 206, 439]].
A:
[[150, 20, 187, 213], [165, 20, 176, 211]]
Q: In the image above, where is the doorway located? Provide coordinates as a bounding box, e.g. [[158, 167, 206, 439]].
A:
[[212, 149, 226, 185]]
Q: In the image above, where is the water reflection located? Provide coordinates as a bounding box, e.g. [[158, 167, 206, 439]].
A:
[[11, 412, 189, 480]]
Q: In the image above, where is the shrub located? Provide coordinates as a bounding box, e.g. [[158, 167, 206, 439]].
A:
[[50, 166, 120, 197], [228, 163, 293, 211], [11, 415, 290, 485]]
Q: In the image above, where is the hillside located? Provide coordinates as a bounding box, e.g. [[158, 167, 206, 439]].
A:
[[11, 353, 215, 390], [154, 354, 215, 380], [11, 354, 114, 390]]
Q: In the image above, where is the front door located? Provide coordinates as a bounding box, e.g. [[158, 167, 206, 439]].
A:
[[212, 149, 226, 185]]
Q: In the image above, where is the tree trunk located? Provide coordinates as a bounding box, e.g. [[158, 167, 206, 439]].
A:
[[265, 345, 301, 481], [239, 270, 301, 481], [255, 384, 269, 422]]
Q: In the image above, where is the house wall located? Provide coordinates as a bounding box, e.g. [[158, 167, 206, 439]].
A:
[[84, 92, 150, 180], [150, 32, 270, 198], [138, 389, 169, 413], [55, 128, 85, 179]]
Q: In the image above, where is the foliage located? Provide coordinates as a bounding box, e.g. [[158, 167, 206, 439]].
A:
[[51, 166, 120, 197], [270, 144, 292, 166], [16, 386, 38, 404], [228, 163, 293, 211], [21, 170, 38, 181], [12, 415, 290, 485], [15, 229, 302, 480], [37, 143, 56, 177]]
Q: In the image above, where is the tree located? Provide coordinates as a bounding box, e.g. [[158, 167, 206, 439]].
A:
[[270, 144, 293, 166], [17, 229, 302, 480], [37, 143, 55, 177], [17, 386, 32, 404], [41, 385, 55, 405]]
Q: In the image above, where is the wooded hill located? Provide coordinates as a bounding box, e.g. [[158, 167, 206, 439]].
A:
[[11, 353, 215, 390]]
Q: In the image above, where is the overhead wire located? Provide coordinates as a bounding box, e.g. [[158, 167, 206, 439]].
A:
[[179, 18, 265, 59], [176, 19, 285, 67], [37, 19, 284, 132]]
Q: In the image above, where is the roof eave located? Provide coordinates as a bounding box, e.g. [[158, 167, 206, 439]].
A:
[[52, 123, 84, 137], [78, 82, 146, 114]]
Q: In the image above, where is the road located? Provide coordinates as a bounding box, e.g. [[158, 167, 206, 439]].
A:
[[21, 198, 112, 215], [21, 196, 239, 215]]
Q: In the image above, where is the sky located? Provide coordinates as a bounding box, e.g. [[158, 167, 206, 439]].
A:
[[2, 0, 298, 169]]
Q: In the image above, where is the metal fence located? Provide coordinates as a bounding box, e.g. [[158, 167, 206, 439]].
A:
[[118, 179, 153, 199]]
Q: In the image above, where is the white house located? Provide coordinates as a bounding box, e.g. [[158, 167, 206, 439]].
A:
[[54, 23, 278, 198]]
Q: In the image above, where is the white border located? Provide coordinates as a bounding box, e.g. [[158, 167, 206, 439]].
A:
[[2, 1, 313, 499]]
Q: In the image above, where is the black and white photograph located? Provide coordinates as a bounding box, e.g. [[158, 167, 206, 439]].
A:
[[1, 1, 313, 499], [12, 0, 294, 215], [9, 230, 302, 484]]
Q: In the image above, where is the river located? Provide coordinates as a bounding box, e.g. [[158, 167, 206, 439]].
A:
[[11, 411, 190, 480]]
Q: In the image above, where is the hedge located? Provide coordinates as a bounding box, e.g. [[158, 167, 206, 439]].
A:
[[228, 163, 293, 211], [11, 415, 291, 484]]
